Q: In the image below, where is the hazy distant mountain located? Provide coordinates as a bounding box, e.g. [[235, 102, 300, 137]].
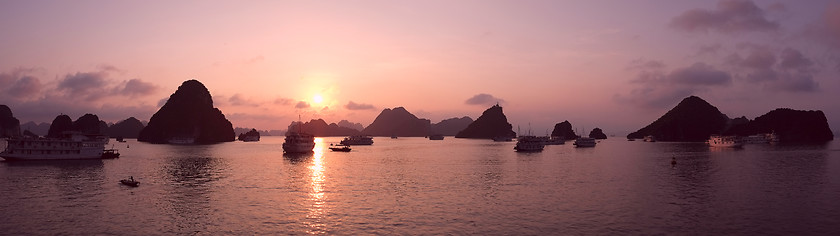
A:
[[110, 117, 145, 138], [431, 116, 473, 136], [288, 119, 361, 137], [589, 128, 607, 139], [337, 120, 364, 131], [21, 121, 50, 136], [455, 104, 516, 139], [139, 80, 235, 144], [551, 121, 578, 139], [0, 105, 21, 138], [362, 107, 431, 137], [727, 108, 833, 142], [627, 96, 730, 142]]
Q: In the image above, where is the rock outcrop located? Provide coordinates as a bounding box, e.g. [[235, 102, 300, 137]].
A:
[[455, 104, 516, 139], [432, 116, 474, 136], [362, 107, 431, 137], [0, 105, 21, 138], [287, 119, 362, 136], [589, 128, 607, 139], [727, 108, 833, 143], [550, 121, 578, 139], [72, 114, 107, 135], [238, 128, 261, 141], [47, 115, 73, 138], [138, 80, 235, 144], [627, 96, 730, 142], [109, 117, 145, 138]]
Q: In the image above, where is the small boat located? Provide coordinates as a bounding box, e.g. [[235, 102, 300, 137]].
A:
[[708, 135, 743, 148], [116, 136, 126, 142], [492, 136, 513, 142], [120, 176, 139, 187], [329, 144, 352, 152], [101, 149, 120, 159], [340, 135, 374, 145], [627, 138, 636, 141], [573, 137, 597, 147], [428, 134, 444, 140]]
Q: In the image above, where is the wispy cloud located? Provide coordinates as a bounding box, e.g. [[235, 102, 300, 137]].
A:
[[670, 0, 779, 34], [465, 93, 504, 106], [344, 101, 376, 110]]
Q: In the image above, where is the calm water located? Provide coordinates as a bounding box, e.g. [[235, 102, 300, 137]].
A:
[[1, 137, 839, 235]]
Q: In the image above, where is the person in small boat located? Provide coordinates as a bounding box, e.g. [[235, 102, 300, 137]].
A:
[[129, 176, 135, 182]]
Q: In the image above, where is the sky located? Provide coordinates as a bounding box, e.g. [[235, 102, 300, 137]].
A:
[[1, 0, 838, 135]]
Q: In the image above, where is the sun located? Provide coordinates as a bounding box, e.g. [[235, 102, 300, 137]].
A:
[[313, 94, 324, 104]]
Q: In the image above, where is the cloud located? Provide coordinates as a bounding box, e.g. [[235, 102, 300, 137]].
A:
[[228, 94, 260, 107], [778, 48, 813, 70], [668, 63, 732, 86], [805, 4, 840, 49], [57, 71, 108, 96], [465, 93, 505, 106], [274, 97, 293, 105], [670, 0, 779, 33], [295, 101, 310, 109], [626, 59, 666, 71], [7, 76, 43, 98], [121, 79, 158, 96], [724, 45, 819, 92], [344, 101, 376, 110]]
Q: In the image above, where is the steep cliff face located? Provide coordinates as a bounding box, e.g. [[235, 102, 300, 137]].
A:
[[138, 80, 235, 144], [287, 119, 361, 136], [728, 108, 833, 142], [628, 96, 729, 142], [47, 115, 73, 138], [0, 105, 21, 138], [589, 128, 607, 139], [72, 114, 106, 134], [362, 107, 431, 137], [550, 121, 578, 139], [109, 117, 145, 138], [455, 104, 516, 139], [431, 116, 473, 136]]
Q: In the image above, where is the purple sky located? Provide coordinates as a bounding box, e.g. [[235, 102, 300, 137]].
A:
[[1, 0, 838, 135]]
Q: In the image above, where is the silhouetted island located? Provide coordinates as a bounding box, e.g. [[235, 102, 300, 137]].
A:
[[589, 128, 607, 139], [238, 128, 261, 141], [362, 107, 431, 137], [455, 104, 516, 139], [287, 119, 362, 137], [727, 108, 833, 143], [45, 114, 108, 136], [337, 120, 365, 131], [0, 105, 21, 138], [432, 116, 474, 136], [47, 114, 73, 138], [627, 96, 729, 142], [138, 80, 235, 144], [550, 121, 578, 139], [109, 117, 145, 138]]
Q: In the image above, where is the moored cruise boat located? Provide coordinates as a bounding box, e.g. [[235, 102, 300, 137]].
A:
[[708, 135, 743, 148], [1, 132, 112, 160], [283, 132, 316, 153], [514, 136, 545, 152], [340, 135, 374, 145], [573, 137, 597, 147]]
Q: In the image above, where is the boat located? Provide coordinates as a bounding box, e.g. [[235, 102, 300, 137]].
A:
[[101, 149, 120, 159], [283, 132, 315, 153], [543, 136, 565, 145], [742, 134, 768, 144], [627, 138, 636, 141], [329, 144, 352, 152], [573, 137, 597, 147], [707, 135, 743, 148], [0, 132, 112, 161], [391, 135, 398, 139], [115, 136, 126, 142], [428, 134, 444, 140], [167, 137, 195, 145], [119, 176, 139, 187], [340, 135, 374, 145], [514, 136, 545, 152], [643, 135, 656, 142], [492, 136, 513, 142]]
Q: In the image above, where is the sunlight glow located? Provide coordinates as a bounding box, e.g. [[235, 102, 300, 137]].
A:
[[313, 94, 324, 104]]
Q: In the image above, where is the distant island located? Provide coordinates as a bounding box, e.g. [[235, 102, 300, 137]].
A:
[[287, 119, 362, 137], [108, 117, 145, 138], [589, 128, 607, 139], [362, 107, 431, 137], [138, 80, 235, 144], [455, 104, 516, 139], [628, 96, 833, 142], [550, 121, 578, 139], [431, 116, 473, 136]]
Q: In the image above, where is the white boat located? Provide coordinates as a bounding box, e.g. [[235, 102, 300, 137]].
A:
[[708, 135, 743, 148], [1, 132, 112, 160], [167, 137, 195, 145], [283, 132, 315, 153], [514, 136, 545, 152], [573, 137, 597, 147], [340, 135, 374, 145]]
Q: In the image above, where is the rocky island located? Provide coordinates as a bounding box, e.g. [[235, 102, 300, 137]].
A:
[[431, 116, 473, 136], [627, 96, 729, 142], [138, 80, 235, 144], [109, 117, 145, 138], [0, 105, 21, 138], [589, 128, 607, 139], [455, 104, 516, 139], [362, 107, 431, 137], [550, 121, 578, 139], [287, 119, 362, 137], [727, 108, 833, 142]]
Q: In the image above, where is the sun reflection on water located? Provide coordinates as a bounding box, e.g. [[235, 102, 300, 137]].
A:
[[306, 138, 327, 234]]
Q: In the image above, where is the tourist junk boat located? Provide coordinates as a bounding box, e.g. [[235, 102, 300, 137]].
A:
[[573, 137, 597, 147], [283, 131, 315, 153], [707, 135, 743, 148], [329, 144, 352, 152], [0, 132, 114, 161], [340, 135, 374, 145], [514, 136, 545, 152]]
